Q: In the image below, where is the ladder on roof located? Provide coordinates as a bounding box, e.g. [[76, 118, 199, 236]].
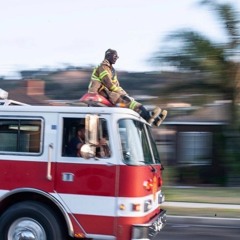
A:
[[0, 88, 29, 106]]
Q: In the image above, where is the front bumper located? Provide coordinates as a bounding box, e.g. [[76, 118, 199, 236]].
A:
[[131, 209, 167, 240]]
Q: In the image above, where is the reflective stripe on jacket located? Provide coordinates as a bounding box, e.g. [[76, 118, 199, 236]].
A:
[[88, 60, 126, 95]]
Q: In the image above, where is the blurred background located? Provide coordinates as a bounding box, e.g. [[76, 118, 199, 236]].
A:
[[1, 0, 240, 223]]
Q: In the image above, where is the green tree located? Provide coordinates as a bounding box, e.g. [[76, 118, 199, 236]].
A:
[[152, 0, 240, 184], [153, 0, 240, 126]]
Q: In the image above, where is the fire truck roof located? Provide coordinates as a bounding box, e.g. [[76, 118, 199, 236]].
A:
[[0, 103, 141, 118]]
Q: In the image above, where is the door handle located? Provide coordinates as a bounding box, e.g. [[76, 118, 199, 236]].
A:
[[47, 143, 53, 180]]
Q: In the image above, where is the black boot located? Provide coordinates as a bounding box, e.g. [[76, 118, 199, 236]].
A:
[[139, 106, 162, 125], [148, 107, 161, 125], [153, 110, 168, 127], [139, 105, 151, 122]]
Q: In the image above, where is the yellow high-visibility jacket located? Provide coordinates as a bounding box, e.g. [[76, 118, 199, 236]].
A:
[[88, 59, 127, 95]]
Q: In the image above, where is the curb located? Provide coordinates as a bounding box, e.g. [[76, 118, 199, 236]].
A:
[[167, 215, 240, 227], [162, 202, 240, 210]]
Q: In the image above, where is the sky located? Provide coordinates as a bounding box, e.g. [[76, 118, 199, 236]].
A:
[[0, 0, 239, 78]]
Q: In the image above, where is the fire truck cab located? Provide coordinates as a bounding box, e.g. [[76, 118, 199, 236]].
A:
[[0, 89, 166, 240]]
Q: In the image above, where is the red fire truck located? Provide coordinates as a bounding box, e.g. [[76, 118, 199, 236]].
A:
[[0, 89, 166, 240]]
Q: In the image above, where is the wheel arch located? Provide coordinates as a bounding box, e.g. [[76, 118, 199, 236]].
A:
[[0, 188, 74, 237]]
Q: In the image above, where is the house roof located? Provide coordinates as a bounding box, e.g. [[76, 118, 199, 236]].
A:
[[7, 79, 50, 105]]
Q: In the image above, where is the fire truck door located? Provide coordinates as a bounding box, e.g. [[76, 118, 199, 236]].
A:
[[54, 114, 118, 236]]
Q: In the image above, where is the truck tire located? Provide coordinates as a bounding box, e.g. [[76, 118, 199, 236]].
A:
[[0, 201, 65, 240]]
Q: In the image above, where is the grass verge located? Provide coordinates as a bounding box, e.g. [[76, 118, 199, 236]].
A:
[[162, 206, 240, 218], [162, 186, 240, 204], [161, 186, 240, 218]]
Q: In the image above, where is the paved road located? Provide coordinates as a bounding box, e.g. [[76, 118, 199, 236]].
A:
[[154, 215, 240, 240]]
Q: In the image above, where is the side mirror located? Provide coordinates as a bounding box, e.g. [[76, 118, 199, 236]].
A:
[[85, 114, 99, 145], [81, 114, 99, 159]]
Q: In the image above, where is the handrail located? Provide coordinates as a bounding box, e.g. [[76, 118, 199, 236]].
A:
[[47, 143, 53, 180]]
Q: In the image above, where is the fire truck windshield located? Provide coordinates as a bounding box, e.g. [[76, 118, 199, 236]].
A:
[[118, 119, 161, 165]]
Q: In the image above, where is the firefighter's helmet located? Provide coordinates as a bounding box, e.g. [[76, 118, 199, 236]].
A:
[[105, 49, 119, 59]]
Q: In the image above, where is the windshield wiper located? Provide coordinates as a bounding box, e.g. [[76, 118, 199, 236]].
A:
[[139, 161, 157, 173]]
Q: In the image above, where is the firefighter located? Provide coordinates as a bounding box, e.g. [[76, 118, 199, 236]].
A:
[[88, 48, 167, 126], [67, 125, 85, 157], [67, 124, 110, 157]]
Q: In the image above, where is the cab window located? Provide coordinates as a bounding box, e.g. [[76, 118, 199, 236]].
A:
[[0, 119, 42, 154], [118, 119, 158, 165], [62, 117, 110, 158]]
